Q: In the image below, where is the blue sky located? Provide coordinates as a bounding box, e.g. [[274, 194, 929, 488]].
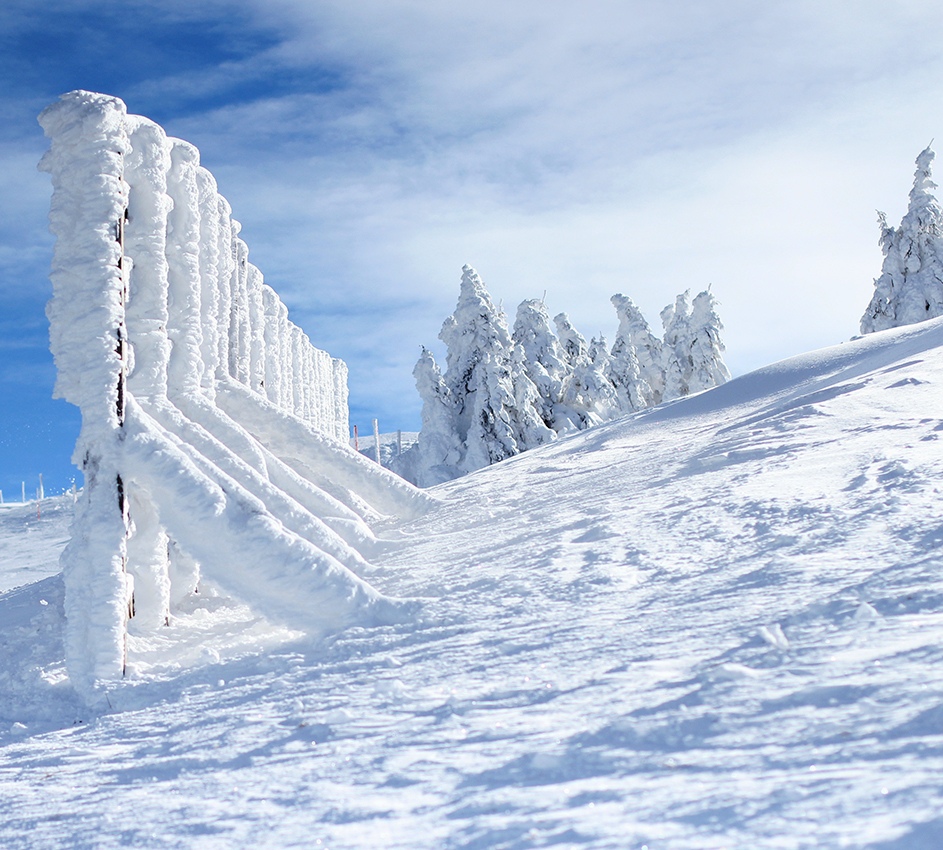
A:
[[2, 0, 943, 497]]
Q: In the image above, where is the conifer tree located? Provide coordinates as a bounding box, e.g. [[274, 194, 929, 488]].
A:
[[550, 313, 590, 429], [553, 312, 589, 369], [513, 299, 571, 432], [407, 265, 551, 482], [688, 289, 731, 392], [610, 293, 664, 404], [861, 145, 943, 333], [661, 289, 730, 400], [584, 335, 621, 421], [510, 341, 556, 449], [435, 266, 519, 473], [406, 347, 463, 486], [661, 290, 693, 401]]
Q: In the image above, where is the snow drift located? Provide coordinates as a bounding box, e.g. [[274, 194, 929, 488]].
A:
[[38, 91, 430, 699]]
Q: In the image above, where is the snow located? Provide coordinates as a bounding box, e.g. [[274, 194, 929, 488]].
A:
[[2, 317, 943, 847]]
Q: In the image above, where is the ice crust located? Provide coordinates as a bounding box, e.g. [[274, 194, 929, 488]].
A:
[[38, 91, 425, 699]]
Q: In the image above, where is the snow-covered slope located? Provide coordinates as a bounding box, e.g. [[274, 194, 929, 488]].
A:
[[2, 320, 943, 848]]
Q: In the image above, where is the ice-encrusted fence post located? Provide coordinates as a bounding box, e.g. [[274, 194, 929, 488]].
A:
[[122, 116, 176, 632], [39, 91, 135, 687]]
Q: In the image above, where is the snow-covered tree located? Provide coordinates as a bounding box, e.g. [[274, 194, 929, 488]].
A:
[[402, 347, 464, 487], [553, 312, 589, 369], [661, 289, 730, 401], [513, 299, 574, 432], [551, 312, 589, 428], [510, 349, 557, 450], [608, 338, 649, 413], [549, 314, 613, 429], [661, 290, 693, 401], [688, 289, 731, 392], [584, 335, 621, 422], [610, 294, 664, 404], [438, 268, 518, 472], [861, 145, 943, 334], [404, 265, 552, 483]]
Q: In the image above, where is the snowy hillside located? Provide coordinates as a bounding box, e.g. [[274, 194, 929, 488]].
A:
[[2, 319, 943, 848]]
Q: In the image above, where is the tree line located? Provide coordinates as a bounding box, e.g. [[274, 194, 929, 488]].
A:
[[392, 266, 729, 486]]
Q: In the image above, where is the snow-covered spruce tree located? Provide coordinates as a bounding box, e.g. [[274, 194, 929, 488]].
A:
[[402, 347, 465, 487], [553, 312, 590, 428], [509, 340, 557, 449], [661, 290, 693, 401], [610, 293, 663, 405], [861, 145, 943, 334], [405, 265, 551, 483], [688, 289, 731, 392], [661, 289, 730, 401], [552, 314, 614, 429], [553, 312, 589, 370], [512, 299, 575, 433], [583, 335, 621, 422]]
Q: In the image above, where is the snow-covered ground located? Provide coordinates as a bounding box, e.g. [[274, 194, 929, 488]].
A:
[[2, 319, 943, 848]]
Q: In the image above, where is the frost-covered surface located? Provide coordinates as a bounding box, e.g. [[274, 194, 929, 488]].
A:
[[861, 146, 943, 334], [2, 319, 943, 847], [38, 91, 422, 696], [38, 90, 138, 693]]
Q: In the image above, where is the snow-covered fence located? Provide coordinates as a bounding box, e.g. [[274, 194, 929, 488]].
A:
[[39, 91, 428, 698]]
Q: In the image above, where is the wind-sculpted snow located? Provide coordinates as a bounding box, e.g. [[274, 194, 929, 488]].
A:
[[2, 319, 943, 846], [37, 91, 427, 698]]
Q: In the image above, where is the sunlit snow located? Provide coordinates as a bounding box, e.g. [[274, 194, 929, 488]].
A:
[[1, 318, 942, 848]]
